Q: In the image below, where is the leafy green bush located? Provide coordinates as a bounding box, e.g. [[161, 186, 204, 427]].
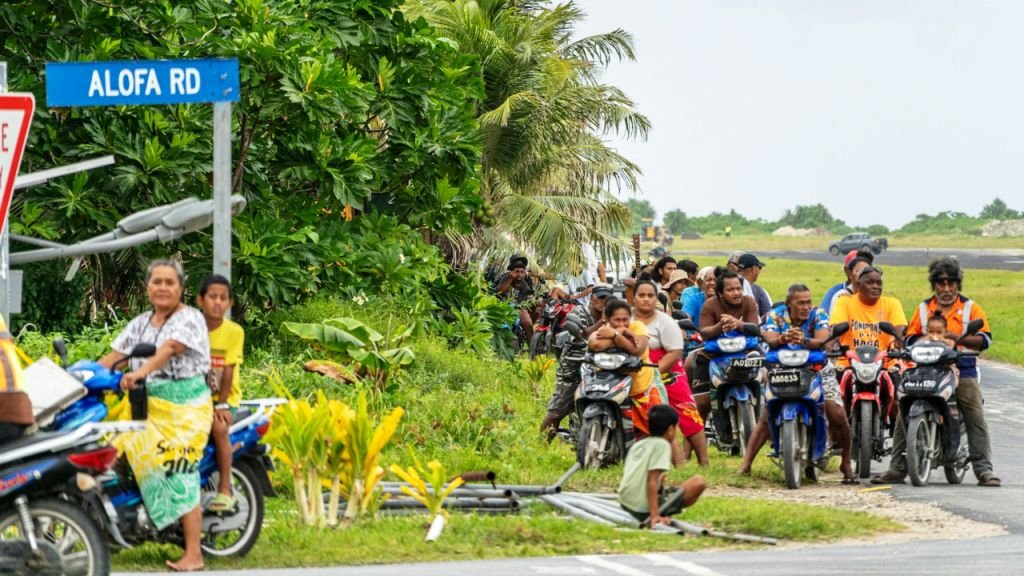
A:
[[896, 212, 986, 235]]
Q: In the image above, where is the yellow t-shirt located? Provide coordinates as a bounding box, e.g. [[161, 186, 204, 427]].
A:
[[627, 320, 654, 396], [830, 295, 907, 367], [208, 319, 245, 407]]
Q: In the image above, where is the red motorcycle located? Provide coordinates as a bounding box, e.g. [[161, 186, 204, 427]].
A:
[[529, 298, 579, 359], [840, 341, 898, 479]]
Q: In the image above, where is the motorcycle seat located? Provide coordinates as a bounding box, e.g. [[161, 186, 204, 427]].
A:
[[0, 430, 65, 453]]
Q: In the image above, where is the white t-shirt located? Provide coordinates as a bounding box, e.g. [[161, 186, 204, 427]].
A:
[[641, 310, 684, 352]]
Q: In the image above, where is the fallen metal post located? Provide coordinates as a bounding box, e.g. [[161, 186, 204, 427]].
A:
[[538, 494, 614, 526], [553, 462, 581, 489], [554, 495, 639, 527], [706, 529, 778, 546]]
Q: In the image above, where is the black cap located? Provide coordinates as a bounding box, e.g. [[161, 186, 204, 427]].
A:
[[737, 254, 765, 270], [591, 283, 614, 299]]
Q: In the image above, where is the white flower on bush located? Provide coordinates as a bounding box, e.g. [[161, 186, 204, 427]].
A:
[[398, 252, 406, 264], [353, 292, 368, 306]]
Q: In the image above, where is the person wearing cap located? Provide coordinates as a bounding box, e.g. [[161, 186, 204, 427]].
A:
[[726, 251, 745, 273], [820, 250, 875, 315], [736, 254, 772, 318], [873, 258, 1000, 487], [540, 283, 615, 440], [492, 255, 537, 341], [661, 270, 691, 313]]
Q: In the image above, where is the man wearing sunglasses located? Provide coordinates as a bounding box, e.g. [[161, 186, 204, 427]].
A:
[[541, 283, 615, 441], [873, 258, 999, 487]]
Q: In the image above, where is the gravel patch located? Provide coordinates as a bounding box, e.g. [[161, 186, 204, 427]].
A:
[[718, 473, 1007, 546]]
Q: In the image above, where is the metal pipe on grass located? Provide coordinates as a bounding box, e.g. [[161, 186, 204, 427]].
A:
[[554, 495, 639, 527], [538, 494, 614, 526]]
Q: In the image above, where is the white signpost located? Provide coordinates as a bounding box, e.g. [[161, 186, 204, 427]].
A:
[[0, 78, 35, 326]]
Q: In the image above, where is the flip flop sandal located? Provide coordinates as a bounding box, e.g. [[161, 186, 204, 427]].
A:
[[208, 493, 237, 513], [841, 476, 859, 485], [978, 476, 1002, 487]]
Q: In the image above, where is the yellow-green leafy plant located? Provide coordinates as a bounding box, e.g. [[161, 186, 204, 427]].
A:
[[389, 451, 464, 518], [264, 371, 331, 526], [523, 355, 555, 397], [337, 392, 404, 527]]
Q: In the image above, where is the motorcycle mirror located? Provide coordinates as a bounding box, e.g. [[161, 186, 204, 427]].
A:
[[564, 321, 582, 339], [965, 318, 984, 336], [878, 321, 897, 336], [741, 323, 761, 337], [678, 319, 698, 332], [672, 300, 683, 310], [130, 343, 158, 359], [657, 292, 669, 307], [52, 338, 69, 368], [830, 322, 850, 339], [671, 310, 687, 320]]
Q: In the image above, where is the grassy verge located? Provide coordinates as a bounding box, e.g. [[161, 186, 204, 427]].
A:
[[113, 495, 897, 570], [110, 296, 904, 570], [673, 255, 1024, 366], [667, 233, 1024, 252]]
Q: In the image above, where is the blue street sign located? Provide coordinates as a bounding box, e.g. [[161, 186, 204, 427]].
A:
[[45, 59, 239, 107]]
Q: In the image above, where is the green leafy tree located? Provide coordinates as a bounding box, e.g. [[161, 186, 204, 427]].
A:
[[1, 0, 484, 328], [663, 209, 688, 235], [408, 0, 649, 272], [980, 197, 1021, 220]]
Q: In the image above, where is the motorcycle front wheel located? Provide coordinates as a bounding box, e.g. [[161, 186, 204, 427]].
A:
[[907, 414, 937, 487], [855, 401, 874, 479], [782, 419, 804, 490], [576, 417, 622, 469], [0, 497, 110, 576], [201, 461, 265, 558]]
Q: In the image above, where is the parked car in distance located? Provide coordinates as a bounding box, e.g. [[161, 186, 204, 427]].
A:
[[828, 232, 888, 255]]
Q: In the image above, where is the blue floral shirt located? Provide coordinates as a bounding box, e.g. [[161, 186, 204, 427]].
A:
[[762, 303, 830, 339]]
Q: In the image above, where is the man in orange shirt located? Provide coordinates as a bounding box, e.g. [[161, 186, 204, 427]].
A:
[[829, 266, 908, 365], [873, 258, 1000, 487]]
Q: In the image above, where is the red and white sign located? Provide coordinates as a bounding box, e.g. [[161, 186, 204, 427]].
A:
[[0, 94, 35, 230]]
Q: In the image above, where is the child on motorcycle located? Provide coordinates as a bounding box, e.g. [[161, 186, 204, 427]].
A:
[[926, 314, 957, 348], [587, 299, 667, 439], [618, 405, 705, 527]]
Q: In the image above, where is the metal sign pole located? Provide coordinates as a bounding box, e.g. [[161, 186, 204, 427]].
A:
[[0, 61, 9, 328], [212, 101, 231, 283]]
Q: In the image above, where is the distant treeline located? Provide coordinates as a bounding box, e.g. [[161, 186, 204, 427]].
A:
[[626, 198, 1021, 236]]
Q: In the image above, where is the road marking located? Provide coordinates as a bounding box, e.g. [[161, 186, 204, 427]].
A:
[[644, 554, 727, 576], [531, 567, 597, 575], [576, 555, 656, 576]]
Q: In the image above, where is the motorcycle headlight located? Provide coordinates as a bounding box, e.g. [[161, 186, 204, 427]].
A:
[[853, 360, 883, 383], [69, 369, 94, 383], [718, 336, 746, 354], [593, 353, 627, 370], [910, 346, 944, 365], [778, 349, 810, 367]]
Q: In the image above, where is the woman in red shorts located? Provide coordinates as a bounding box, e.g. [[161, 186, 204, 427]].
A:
[[632, 281, 709, 466]]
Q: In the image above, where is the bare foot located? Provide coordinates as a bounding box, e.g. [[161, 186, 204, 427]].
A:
[[166, 557, 204, 572], [736, 465, 751, 475]]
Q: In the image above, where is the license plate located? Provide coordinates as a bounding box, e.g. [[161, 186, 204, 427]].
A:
[[769, 369, 801, 385], [731, 357, 763, 369]]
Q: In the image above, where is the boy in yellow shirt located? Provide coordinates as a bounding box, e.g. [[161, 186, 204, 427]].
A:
[[197, 275, 245, 512]]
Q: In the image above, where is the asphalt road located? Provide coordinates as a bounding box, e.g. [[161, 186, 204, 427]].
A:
[[680, 248, 1024, 271], [117, 362, 1023, 576]]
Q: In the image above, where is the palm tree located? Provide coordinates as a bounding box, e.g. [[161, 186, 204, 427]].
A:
[[408, 0, 650, 272]]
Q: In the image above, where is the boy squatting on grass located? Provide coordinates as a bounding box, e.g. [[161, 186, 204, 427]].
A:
[[197, 274, 245, 512], [618, 404, 706, 527]]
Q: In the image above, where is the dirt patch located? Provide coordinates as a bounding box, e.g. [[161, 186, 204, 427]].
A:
[[718, 474, 1007, 546]]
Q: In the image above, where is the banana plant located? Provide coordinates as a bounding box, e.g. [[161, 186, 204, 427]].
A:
[[283, 317, 416, 386], [338, 392, 404, 527]]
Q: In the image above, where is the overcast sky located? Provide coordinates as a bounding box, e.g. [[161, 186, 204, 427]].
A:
[[575, 0, 1024, 228]]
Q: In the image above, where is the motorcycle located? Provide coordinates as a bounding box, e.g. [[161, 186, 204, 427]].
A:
[[839, 340, 898, 479], [885, 319, 983, 487], [764, 323, 849, 489], [692, 322, 764, 457], [30, 341, 281, 558], [0, 420, 142, 576], [529, 297, 579, 359]]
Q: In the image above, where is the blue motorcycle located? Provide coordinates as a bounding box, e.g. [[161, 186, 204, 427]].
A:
[[765, 323, 848, 489], [703, 325, 764, 457], [37, 341, 282, 559]]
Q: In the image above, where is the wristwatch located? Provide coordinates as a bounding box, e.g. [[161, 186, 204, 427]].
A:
[[215, 403, 231, 411]]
